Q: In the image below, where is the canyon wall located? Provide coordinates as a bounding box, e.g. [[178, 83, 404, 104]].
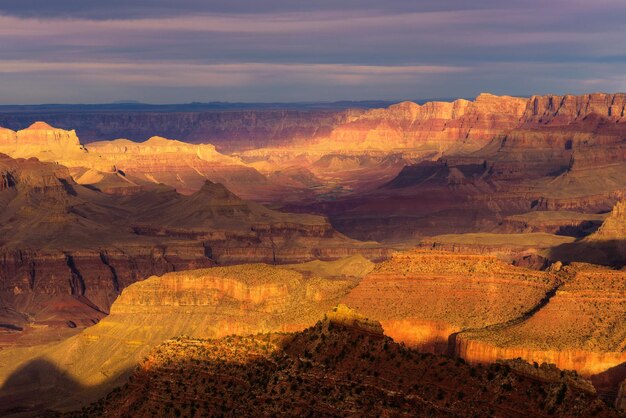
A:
[[0, 257, 372, 413], [315, 93, 626, 242], [323, 93, 527, 151], [452, 263, 626, 402], [0, 108, 364, 152], [0, 153, 388, 341], [342, 251, 557, 351], [341, 250, 626, 403]]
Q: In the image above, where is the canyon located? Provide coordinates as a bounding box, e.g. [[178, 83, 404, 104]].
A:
[[1, 250, 624, 414], [1, 92, 626, 415], [0, 152, 386, 348]]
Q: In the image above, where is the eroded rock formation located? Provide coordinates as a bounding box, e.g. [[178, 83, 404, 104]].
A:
[[72, 306, 616, 417], [343, 251, 557, 352], [0, 257, 373, 413], [0, 154, 387, 343], [86, 137, 287, 199]]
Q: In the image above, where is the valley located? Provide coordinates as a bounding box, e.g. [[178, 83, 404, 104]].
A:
[[0, 93, 625, 416]]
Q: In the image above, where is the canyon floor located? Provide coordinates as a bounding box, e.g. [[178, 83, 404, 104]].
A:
[[1, 93, 626, 415]]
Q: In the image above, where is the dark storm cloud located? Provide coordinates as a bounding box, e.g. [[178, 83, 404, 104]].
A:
[[0, 0, 625, 103]]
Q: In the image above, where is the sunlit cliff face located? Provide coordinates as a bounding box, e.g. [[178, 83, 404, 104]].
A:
[[67, 306, 617, 417], [2, 251, 625, 414], [0, 257, 374, 412]]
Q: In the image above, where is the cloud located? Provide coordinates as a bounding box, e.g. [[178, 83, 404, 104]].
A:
[[0, 60, 467, 86], [0, 0, 528, 19], [0, 1, 625, 103]]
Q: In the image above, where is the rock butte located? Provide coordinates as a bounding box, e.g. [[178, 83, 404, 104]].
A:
[[86, 137, 288, 200], [0, 122, 112, 172]]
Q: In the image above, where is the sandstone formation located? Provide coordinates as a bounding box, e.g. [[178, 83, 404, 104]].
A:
[[0, 258, 373, 414], [343, 251, 557, 352], [454, 263, 626, 402], [86, 137, 291, 200], [0, 154, 387, 343], [72, 307, 616, 417]]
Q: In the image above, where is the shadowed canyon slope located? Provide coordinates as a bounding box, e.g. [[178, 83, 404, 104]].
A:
[[0, 257, 374, 413], [74, 306, 616, 417], [1, 252, 624, 414], [0, 153, 386, 346], [548, 199, 626, 267]]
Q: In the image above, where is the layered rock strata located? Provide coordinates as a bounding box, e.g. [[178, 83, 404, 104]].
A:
[[0, 258, 373, 413], [342, 251, 557, 352], [0, 154, 387, 340], [72, 306, 615, 417]]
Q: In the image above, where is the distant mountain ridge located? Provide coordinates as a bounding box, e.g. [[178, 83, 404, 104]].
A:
[[0, 98, 466, 151]]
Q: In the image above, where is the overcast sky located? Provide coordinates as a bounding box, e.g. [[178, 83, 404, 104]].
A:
[[1, 0, 625, 104]]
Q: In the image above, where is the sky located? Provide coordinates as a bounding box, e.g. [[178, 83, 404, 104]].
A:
[[1, 0, 625, 104]]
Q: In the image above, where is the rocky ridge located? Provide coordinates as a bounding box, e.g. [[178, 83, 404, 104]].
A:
[[86, 137, 286, 199], [0, 258, 374, 414], [0, 154, 387, 344], [314, 94, 626, 243], [72, 306, 617, 417]]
